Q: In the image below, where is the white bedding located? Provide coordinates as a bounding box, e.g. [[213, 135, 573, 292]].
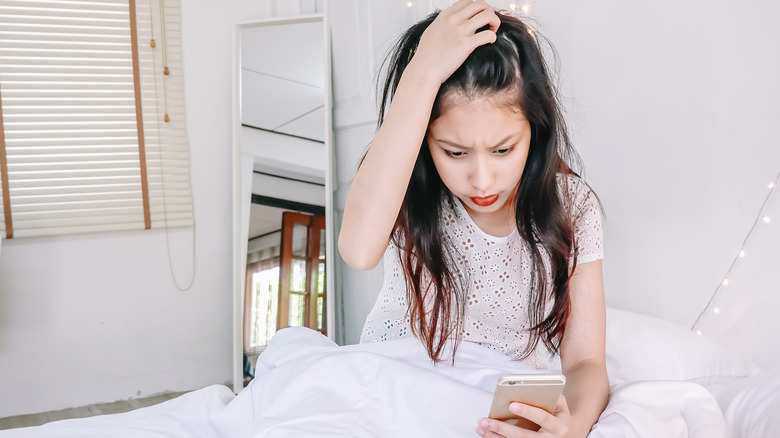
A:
[[0, 308, 774, 437], [212, 327, 731, 438]]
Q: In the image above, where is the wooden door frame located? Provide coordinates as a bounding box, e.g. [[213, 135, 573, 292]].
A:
[[305, 215, 325, 331], [277, 211, 326, 332]]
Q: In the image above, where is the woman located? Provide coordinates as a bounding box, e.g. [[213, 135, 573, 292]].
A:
[[339, 2, 609, 436]]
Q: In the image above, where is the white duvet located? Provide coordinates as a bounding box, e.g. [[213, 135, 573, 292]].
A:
[[0, 325, 734, 438]]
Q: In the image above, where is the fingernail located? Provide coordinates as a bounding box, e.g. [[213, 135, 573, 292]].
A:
[[509, 403, 522, 414], [479, 417, 490, 427]]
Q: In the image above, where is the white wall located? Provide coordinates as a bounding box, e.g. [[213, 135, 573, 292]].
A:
[[0, 0, 303, 418], [330, 0, 780, 369], [529, 0, 780, 328]]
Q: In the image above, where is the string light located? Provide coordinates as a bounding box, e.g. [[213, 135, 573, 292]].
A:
[[407, 1, 413, 7], [497, 3, 531, 19], [692, 171, 780, 332]]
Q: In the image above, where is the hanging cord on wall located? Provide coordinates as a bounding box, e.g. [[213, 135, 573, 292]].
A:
[[691, 170, 780, 332], [148, 0, 195, 291]]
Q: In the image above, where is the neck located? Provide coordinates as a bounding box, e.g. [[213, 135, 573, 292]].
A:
[[461, 198, 517, 238]]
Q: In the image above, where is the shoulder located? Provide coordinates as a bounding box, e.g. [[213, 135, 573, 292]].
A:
[[556, 172, 591, 198], [555, 173, 602, 219]]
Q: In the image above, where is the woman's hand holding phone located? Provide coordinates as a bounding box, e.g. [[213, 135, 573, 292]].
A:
[[477, 394, 572, 437], [478, 373, 574, 437]]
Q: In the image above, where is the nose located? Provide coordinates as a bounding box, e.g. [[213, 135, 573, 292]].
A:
[[468, 154, 495, 193]]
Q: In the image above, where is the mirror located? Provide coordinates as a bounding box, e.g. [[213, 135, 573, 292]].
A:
[[231, 15, 334, 393]]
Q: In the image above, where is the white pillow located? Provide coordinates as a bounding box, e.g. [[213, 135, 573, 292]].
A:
[[605, 307, 760, 385], [711, 368, 780, 438]]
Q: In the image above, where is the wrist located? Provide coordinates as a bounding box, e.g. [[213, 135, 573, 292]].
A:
[[400, 59, 444, 93], [567, 415, 595, 438]]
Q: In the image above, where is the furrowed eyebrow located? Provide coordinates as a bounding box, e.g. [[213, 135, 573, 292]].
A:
[[436, 134, 518, 150]]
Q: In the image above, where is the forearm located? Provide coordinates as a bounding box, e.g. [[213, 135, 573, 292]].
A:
[[562, 359, 609, 437], [339, 66, 441, 269]]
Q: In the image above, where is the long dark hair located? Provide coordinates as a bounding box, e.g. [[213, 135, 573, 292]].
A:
[[378, 11, 586, 362]]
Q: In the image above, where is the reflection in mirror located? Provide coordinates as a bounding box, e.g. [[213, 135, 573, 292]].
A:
[[234, 15, 333, 392], [243, 200, 325, 388]]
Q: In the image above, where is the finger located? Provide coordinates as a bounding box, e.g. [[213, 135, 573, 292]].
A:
[[453, 0, 493, 21], [554, 393, 571, 415], [445, 0, 483, 16], [466, 8, 501, 34], [480, 417, 533, 438], [478, 424, 509, 438], [476, 420, 502, 438], [509, 402, 560, 433], [468, 27, 497, 50]]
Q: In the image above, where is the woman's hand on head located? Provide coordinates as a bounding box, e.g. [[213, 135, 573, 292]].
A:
[[476, 395, 574, 438], [409, 0, 500, 86]]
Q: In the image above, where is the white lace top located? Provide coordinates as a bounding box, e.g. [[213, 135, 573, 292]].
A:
[[360, 174, 604, 368]]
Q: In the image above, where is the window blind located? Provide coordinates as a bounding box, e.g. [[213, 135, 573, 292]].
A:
[[0, 0, 193, 238]]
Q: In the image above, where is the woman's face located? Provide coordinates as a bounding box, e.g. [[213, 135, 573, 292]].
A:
[[427, 96, 531, 220]]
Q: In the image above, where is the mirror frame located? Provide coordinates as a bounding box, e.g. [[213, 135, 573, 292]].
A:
[[231, 14, 335, 393]]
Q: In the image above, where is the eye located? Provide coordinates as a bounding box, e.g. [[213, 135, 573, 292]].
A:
[[494, 147, 512, 155], [447, 150, 465, 158]]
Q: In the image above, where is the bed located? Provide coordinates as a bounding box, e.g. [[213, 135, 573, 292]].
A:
[[1, 307, 776, 438]]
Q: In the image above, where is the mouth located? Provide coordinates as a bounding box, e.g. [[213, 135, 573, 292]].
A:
[[470, 194, 500, 207]]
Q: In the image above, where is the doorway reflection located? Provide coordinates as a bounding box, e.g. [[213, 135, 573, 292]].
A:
[[242, 199, 326, 386]]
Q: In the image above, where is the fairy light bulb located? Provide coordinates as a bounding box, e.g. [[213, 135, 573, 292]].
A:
[[739, 250, 746, 258], [510, 3, 518, 10], [722, 278, 729, 286], [770, 182, 776, 189], [763, 216, 771, 223], [521, 4, 530, 13], [696, 330, 702, 336], [406, 1, 413, 7], [713, 307, 720, 314]]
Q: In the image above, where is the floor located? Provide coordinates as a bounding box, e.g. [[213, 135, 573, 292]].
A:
[[0, 391, 189, 430]]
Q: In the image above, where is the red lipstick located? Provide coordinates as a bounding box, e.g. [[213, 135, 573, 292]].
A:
[[470, 194, 499, 207]]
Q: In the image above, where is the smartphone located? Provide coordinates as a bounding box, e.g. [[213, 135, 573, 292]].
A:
[[488, 373, 566, 430]]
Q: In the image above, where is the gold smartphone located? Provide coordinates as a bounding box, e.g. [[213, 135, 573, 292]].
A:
[[488, 373, 566, 430]]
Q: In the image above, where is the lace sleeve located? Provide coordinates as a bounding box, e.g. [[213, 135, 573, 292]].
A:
[[562, 175, 604, 264]]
